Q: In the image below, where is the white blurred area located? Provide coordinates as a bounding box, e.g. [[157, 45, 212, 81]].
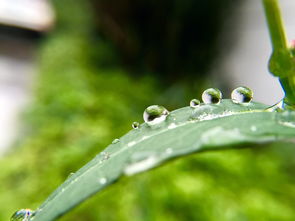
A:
[[0, 0, 54, 155], [0, 40, 36, 155], [0, 0, 54, 31], [216, 0, 295, 105]]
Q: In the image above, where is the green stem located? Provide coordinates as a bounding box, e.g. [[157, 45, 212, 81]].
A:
[[263, 0, 295, 108], [263, 0, 288, 51]]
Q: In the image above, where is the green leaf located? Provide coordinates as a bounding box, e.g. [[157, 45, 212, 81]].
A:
[[32, 100, 295, 221]]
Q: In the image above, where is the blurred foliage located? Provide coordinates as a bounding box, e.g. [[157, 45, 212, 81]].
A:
[[0, 0, 295, 220]]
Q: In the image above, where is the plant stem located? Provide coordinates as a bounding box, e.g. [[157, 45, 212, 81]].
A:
[[263, 0, 288, 51], [263, 0, 295, 108]]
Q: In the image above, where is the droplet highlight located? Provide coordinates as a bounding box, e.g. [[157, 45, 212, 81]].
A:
[[231, 86, 253, 104], [11, 209, 35, 221], [143, 105, 169, 126], [124, 156, 158, 176], [132, 122, 140, 129], [202, 88, 222, 104], [99, 177, 107, 185], [190, 99, 200, 108]]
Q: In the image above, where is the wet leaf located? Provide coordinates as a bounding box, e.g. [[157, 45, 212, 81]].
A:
[[32, 100, 295, 221]]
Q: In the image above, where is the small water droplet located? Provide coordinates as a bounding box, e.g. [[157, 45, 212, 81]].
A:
[[99, 177, 107, 185], [132, 122, 140, 129], [143, 105, 169, 126], [202, 88, 222, 104], [112, 138, 120, 144], [231, 86, 253, 104], [67, 172, 75, 179], [190, 99, 200, 108], [101, 152, 110, 160], [11, 209, 35, 221]]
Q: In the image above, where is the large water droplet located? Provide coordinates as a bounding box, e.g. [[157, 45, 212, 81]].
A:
[[143, 105, 169, 126], [190, 99, 200, 108], [11, 209, 35, 221], [231, 86, 253, 104], [132, 122, 140, 129], [202, 88, 222, 104]]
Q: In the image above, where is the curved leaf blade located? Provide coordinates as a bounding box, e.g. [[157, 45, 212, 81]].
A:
[[32, 100, 295, 221]]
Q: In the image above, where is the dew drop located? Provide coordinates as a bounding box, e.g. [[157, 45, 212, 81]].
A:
[[101, 151, 110, 160], [132, 122, 140, 129], [190, 99, 200, 108], [143, 105, 169, 126], [112, 138, 120, 144], [67, 172, 75, 179], [202, 88, 222, 104], [11, 209, 35, 221], [231, 86, 253, 104]]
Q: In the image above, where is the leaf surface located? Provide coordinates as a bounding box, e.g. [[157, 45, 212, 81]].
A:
[[32, 100, 295, 221]]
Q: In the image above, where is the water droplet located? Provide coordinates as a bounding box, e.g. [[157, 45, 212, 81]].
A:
[[101, 152, 110, 160], [99, 177, 107, 185], [132, 122, 140, 129], [231, 86, 253, 104], [143, 105, 169, 126], [202, 88, 222, 104], [67, 172, 75, 179], [112, 138, 120, 144], [190, 99, 200, 108], [11, 209, 35, 221]]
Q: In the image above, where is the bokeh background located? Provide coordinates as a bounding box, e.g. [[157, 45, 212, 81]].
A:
[[1, 0, 295, 220]]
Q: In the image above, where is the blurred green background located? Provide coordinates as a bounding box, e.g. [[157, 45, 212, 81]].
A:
[[1, 0, 295, 220]]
